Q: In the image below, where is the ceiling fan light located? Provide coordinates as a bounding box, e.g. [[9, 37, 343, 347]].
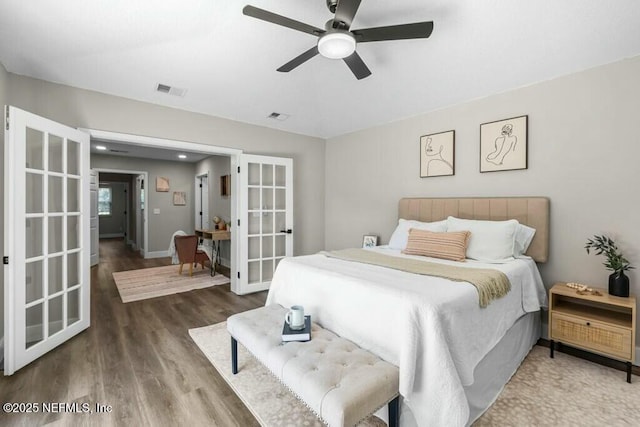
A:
[[318, 32, 356, 59]]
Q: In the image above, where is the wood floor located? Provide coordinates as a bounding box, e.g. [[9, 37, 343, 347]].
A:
[[0, 238, 267, 426]]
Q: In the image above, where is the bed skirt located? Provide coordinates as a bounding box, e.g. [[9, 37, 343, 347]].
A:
[[393, 311, 541, 426]]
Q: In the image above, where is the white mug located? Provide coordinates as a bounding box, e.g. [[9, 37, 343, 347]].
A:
[[285, 305, 305, 330]]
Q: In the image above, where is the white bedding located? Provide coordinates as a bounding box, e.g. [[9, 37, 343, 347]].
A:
[[265, 247, 547, 426]]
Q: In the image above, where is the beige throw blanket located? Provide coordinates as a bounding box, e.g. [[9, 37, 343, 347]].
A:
[[322, 248, 511, 308]]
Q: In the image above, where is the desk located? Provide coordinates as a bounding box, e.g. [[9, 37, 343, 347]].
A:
[[195, 229, 231, 276]]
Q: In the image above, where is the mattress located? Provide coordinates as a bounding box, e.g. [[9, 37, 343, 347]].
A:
[[266, 247, 547, 426]]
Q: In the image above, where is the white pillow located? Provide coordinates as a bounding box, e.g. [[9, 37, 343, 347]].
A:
[[514, 224, 536, 256], [388, 218, 448, 250], [446, 216, 518, 262]]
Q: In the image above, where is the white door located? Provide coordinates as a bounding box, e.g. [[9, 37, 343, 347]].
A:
[[3, 106, 90, 375], [135, 175, 143, 253], [237, 155, 293, 294], [195, 174, 209, 229], [89, 170, 99, 266], [139, 176, 145, 254]]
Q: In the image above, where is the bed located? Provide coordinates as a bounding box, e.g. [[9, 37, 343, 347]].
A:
[[266, 197, 550, 426]]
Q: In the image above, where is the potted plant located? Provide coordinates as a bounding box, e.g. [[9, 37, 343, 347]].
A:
[[585, 235, 634, 297]]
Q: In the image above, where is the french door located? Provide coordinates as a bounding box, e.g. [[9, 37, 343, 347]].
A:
[[3, 106, 90, 375], [237, 155, 293, 294], [89, 169, 99, 266]]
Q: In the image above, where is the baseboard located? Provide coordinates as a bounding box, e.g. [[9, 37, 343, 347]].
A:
[[99, 233, 124, 239], [145, 250, 169, 259], [537, 338, 640, 376]]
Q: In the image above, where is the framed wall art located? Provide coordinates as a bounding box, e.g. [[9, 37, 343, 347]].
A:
[[420, 130, 455, 177], [156, 176, 170, 192], [220, 174, 231, 197], [173, 191, 186, 206], [480, 115, 528, 172]]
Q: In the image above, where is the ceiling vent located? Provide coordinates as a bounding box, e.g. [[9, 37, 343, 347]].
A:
[[267, 112, 290, 121], [156, 83, 187, 97]]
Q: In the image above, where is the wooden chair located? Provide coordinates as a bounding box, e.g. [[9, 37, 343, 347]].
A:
[[174, 235, 209, 276]]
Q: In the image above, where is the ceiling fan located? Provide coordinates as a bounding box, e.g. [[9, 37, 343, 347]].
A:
[[243, 0, 434, 80]]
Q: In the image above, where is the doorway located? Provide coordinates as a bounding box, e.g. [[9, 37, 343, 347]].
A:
[[83, 129, 242, 291], [93, 168, 148, 261], [195, 173, 209, 230]]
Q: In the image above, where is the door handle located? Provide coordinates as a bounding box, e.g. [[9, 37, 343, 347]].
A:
[[279, 229, 293, 234]]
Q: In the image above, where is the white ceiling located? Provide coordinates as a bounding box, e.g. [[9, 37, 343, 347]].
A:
[[90, 138, 213, 163], [1, 0, 640, 139]]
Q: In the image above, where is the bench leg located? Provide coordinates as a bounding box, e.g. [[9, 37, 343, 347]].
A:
[[231, 336, 238, 374], [388, 396, 399, 427]]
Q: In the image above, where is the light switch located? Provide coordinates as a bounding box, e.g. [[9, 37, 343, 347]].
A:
[[153, 208, 160, 214]]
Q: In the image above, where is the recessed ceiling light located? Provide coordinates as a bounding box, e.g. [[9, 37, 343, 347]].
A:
[[178, 154, 187, 159], [95, 145, 107, 150]]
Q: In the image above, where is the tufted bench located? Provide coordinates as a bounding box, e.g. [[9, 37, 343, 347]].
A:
[[227, 304, 400, 427]]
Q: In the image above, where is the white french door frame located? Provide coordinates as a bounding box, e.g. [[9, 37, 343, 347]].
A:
[[237, 154, 293, 295], [80, 130, 242, 289], [4, 106, 90, 375], [135, 175, 144, 252], [195, 173, 209, 230], [94, 169, 149, 255]]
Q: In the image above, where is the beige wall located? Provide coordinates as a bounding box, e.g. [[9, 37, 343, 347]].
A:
[[91, 154, 196, 253], [7, 73, 326, 258], [326, 56, 640, 341], [0, 62, 7, 346]]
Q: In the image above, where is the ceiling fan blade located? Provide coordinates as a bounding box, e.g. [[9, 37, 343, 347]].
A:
[[333, 0, 362, 29], [352, 21, 434, 42], [277, 46, 320, 72], [243, 5, 325, 36], [343, 52, 371, 80]]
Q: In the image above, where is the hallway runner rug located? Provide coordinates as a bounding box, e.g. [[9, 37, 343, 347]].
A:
[[113, 265, 229, 303]]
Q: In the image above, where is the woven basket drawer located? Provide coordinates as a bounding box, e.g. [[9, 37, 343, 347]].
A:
[[551, 312, 632, 361]]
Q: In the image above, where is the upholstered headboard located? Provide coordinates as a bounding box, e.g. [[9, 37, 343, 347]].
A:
[[398, 197, 550, 263]]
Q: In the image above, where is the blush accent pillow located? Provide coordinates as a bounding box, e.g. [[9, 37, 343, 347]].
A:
[[446, 216, 518, 262], [402, 229, 471, 262], [388, 219, 448, 250]]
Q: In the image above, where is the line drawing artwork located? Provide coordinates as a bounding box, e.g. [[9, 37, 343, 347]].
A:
[[424, 136, 453, 176], [486, 123, 517, 165]]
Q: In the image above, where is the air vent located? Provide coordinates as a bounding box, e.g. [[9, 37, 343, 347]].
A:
[[156, 83, 187, 97], [157, 83, 171, 93], [109, 149, 129, 154], [267, 112, 290, 121]]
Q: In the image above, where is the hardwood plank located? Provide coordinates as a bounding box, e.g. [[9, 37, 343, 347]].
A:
[[0, 238, 267, 426]]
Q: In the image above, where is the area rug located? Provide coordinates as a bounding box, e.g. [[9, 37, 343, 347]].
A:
[[113, 265, 229, 303], [189, 322, 385, 427], [190, 322, 640, 426], [475, 345, 640, 426]]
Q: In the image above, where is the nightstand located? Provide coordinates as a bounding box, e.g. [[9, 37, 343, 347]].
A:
[[549, 282, 636, 383]]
